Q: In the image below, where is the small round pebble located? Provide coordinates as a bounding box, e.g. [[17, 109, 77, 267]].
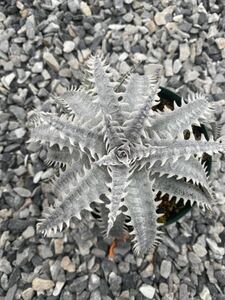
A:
[[139, 284, 156, 299]]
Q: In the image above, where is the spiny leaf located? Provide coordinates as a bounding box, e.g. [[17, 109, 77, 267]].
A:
[[28, 111, 105, 158], [152, 174, 214, 210], [46, 144, 80, 166], [94, 195, 128, 239], [37, 165, 110, 235], [87, 55, 124, 125], [106, 165, 129, 236], [122, 67, 162, 142], [51, 154, 91, 200], [148, 93, 214, 139], [103, 114, 125, 151], [142, 138, 224, 164], [52, 88, 102, 130], [149, 156, 209, 188], [124, 168, 162, 255]]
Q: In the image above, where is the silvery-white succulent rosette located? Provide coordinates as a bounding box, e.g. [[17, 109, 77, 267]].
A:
[[27, 55, 224, 255]]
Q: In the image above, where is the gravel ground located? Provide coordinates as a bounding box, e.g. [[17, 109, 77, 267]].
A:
[[1, 0, 225, 299]]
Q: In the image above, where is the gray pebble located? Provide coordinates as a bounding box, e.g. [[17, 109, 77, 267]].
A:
[[43, 52, 60, 71], [3, 61, 14, 71], [179, 283, 188, 300], [38, 244, 53, 259], [119, 61, 130, 75], [32, 62, 43, 73], [1, 273, 9, 291], [188, 251, 202, 264], [173, 59, 182, 74], [43, 22, 60, 34], [70, 275, 88, 294], [41, 168, 54, 180], [123, 12, 134, 23], [0, 12, 6, 21], [184, 70, 199, 83], [192, 243, 207, 258], [8, 219, 30, 235], [91, 248, 106, 258], [208, 13, 219, 23], [159, 283, 169, 296], [0, 258, 12, 274], [26, 15, 36, 40], [199, 286, 212, 300], [13, 187, 31, 198], [109, 272, 122, 292], [11, 128, 26, 139], [53, 281, 65, 296], [5, 284, 17, 300], [80, 1, 92, 16], [168, 40, 179, 54], [215, 270, 225, 287], [164, 59, 173, 77], [9, 105, 26, 121], [17, 70, 31, 84], [22, 226, 35, 239], [114, 0, 124, 11], [124, 24, 138, 34], [177, 254, 188, 267], [60, 290, 74, 300], [21, 288, 34, 300], [68, 0, 80, 13], [179, 43, 190, 61], [154, 6, 175, 26], [1, 73, 16, 88], [162, 236, 180, 253], [90, 289, 101, 300], [139, 284, 155, 299], [140, 263, 154, 278], [50, 261, 65, 282], [88, 274, 100, 291], [0, 39, 9, 53], [160, 260, 172, 279], [63, 41, 76, 53], [118, 261, 130, 273], [206, 238, 225, 259]]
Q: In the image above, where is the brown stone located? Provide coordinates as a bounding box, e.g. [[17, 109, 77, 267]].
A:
[[54, 239, 64, 255], [146, 20, 156, 33], [216, 38, 225, 50], [60, 256, 76, 272], [32, 278, 54, 291]]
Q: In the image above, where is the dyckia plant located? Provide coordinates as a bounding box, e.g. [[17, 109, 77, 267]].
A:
[[28, 55, 224, 255]]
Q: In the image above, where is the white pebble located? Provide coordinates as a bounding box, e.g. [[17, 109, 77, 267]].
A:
[[139, 284, 155, 299]]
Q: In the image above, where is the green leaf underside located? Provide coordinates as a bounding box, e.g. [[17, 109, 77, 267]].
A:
[[152, 174, 213, 210], [124, 168, 160, 255], [148, 94, 213, 139], [37, 165, 109, 234]]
